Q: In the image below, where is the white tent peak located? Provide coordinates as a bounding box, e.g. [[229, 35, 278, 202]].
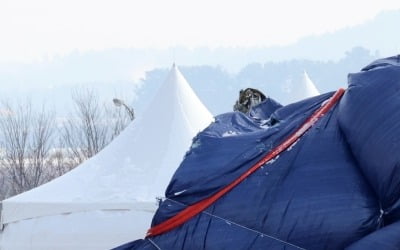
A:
[[302, 70, 320, 97], [283, 70, 320, 104], [0, 63, 213, 249]]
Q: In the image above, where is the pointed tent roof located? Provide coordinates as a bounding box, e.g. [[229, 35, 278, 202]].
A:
[[1, 64, 213, 227], [302, 70, 320, 97], [284, 70, 320, 104]]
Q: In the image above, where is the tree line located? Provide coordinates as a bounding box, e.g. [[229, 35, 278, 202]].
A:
[[138, 47, 378, 115], [0, 46, 379, 200], [0, 89, 131, 200]]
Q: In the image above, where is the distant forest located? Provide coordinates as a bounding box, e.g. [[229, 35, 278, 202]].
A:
[[139, 47, 378, 114], [0, 46, 384, 199]]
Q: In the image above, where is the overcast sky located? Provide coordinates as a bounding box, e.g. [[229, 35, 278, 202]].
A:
[[1, 0, 400, 63]]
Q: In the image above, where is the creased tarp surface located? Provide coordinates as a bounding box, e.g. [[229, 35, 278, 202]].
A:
[[114, 55, 400, 250]]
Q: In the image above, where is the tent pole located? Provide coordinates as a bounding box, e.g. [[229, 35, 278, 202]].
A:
[[0, 201, 3, 231]]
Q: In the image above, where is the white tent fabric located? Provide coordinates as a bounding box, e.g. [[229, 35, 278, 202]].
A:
[[0, 65, 214, 250], [301, 70, 320, 97], [283, 70, 320, 104], [292, 70, 320, 102]]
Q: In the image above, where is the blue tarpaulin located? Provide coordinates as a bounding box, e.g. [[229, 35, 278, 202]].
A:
[[113, 55, 400, 250]]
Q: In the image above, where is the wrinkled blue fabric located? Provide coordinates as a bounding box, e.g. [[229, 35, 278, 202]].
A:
[[338, 55, 400, 226], [249, 97, 283, 121], [113, 56, 400, 250]]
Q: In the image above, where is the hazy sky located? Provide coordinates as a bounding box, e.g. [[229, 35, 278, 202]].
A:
[[1, 0, 400, 62]]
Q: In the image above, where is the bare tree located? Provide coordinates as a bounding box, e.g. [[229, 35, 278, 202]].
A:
[[0, 89, 132, 199], [0, 101, 55, 197], [46, 147, 75, 179], [0, 166, 10, 200], [60, 89, 106, 165], [106, 101, 132, 140], [60, 89, 131, 167]]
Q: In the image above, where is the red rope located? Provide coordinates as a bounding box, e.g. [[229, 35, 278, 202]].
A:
[[147, 88, 345, 237]]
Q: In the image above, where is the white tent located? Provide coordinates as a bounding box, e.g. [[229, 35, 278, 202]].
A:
[[283, 70, 320, 104], [0, 65, 214, 250], [300, 70, 320, 97], [293, 70, 320, 102]]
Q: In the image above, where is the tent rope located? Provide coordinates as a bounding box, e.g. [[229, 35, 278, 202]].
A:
[[147, 238, 162, 250], [166, 198, 306, 250]]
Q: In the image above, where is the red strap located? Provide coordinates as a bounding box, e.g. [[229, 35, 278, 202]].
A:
[[147, 88, 345, 237]]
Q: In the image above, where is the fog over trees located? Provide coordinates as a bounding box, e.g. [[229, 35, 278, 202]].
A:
[[141, 46, 378, 114], [0, 46, 380, 199]]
